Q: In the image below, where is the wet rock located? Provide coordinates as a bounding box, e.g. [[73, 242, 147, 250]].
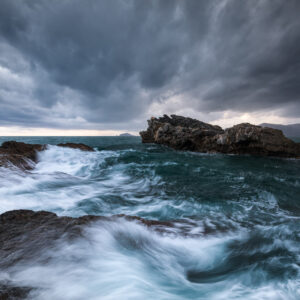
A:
[[140, 115, 300, 158], [0, 284, 31, 300], [0, 209, 176, 298], [0, 210, 173, 270], [0, 209, 233, 298], [0, 141, 94, 170], [0, 141, 46, 170], [57, 143, 94, 152]]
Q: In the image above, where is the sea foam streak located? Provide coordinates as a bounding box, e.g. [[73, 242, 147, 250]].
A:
[[4, 219, 299, 300]]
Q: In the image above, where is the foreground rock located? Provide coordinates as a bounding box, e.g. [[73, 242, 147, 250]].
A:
[[0, 141, 46, 170], [0, 141, 94, 170], [140, 115, 300, 158], [0, 209, 223, 267], [0, 208, 235, 298], [0, 209, 174, 299], [0, 210, 173, 268]]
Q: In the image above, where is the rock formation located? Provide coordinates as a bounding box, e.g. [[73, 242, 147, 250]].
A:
[[0, 209, 174, 299], [0, 141, 94, 170], [0, 207, 234, 298], [140, 115, 300, 158], [0, 210, 165, 268], [0, 141, 46, 170]]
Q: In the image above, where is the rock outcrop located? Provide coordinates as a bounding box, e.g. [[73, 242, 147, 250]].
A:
[[0, 141, 46, 170], [0, 141, 94, 170], [140, 115, 300, 158], [0, 207, 236, 298], [0, 209, 172, 299]]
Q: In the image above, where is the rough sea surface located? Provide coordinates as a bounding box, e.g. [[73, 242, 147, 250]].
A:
[[0, 136, 300, 300]]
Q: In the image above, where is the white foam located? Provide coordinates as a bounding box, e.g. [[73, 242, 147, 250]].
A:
[[0, 146, 167, 217], [5, 219, 299, 300], [7, 220, 230, 299], [0, 146, 116, 214]]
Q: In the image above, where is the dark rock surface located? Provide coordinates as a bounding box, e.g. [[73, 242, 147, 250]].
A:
[[0, 284, 31, 300], [0, 210, 173, 269], [0, 208, 235, 298], [0, 141, 46, 170], [0, 141, 94, 170], [140, 115, 300, 158], [57, 143, 94, 151], [0, 209, 174, 299]]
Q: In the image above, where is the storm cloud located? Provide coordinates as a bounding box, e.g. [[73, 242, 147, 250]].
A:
[[0, 0, 299, 131]]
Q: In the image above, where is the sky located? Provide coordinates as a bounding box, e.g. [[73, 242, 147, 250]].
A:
[[0, 0, 300, 136]]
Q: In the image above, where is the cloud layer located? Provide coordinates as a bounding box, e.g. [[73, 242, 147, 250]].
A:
[[0, 0, 300, 131]]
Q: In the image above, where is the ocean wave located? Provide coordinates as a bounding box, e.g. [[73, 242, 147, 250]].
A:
[[0, 137, 299, 299], [3, 218, 298, 300]]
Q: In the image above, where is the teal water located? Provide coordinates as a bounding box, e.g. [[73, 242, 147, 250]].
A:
[[0, 137, 299, 299]]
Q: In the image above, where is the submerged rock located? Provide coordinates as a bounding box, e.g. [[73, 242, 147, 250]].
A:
[[0, 141, 94, 170], [57, 143, 94, 152], [140, 115, 300, 158]]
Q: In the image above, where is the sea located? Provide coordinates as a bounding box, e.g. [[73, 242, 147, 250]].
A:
[[0, 136, 300, 300]]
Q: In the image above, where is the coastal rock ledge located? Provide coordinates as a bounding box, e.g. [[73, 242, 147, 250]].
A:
[[0, 141, 94, 170], [140, 115, 300, 158]]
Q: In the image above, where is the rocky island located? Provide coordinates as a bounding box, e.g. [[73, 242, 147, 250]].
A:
[[140, 115, 300, 158]]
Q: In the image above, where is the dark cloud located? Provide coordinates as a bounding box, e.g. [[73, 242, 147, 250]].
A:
[[0, 0, 299, 130]]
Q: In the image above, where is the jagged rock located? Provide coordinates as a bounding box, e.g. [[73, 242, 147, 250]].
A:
[[140, 115, 300, 158], [140, 115, 223, 150], [213, 123, 300, 157], [0, 141, 94, 170]]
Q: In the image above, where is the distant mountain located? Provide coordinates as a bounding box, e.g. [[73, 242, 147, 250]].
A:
[[260, 123, 300, 137], [119, 133, 135, 137]]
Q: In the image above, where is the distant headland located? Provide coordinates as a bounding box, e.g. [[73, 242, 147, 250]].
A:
[[119, 133, 135, 137]]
